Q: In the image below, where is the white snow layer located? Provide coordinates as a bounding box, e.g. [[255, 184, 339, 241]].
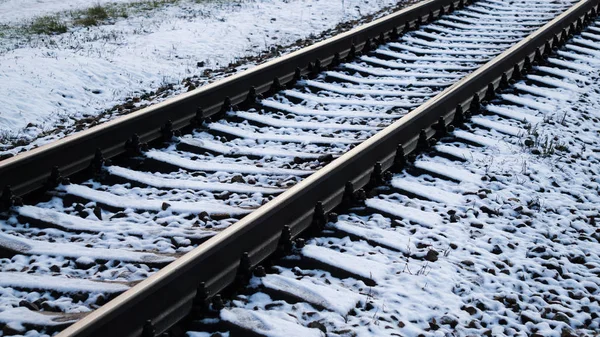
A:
[[261, 274, 364, 314], [0, 0, 402, 152], [0, 272, 130, 293], [221, 307, 323, 337]]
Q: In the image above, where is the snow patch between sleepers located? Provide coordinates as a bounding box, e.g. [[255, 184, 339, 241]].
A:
[[221, 308, 323, 337], [261, 274, 363, 315]]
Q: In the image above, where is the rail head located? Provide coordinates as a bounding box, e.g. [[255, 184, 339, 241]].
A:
[[55, 0, 599, 336]]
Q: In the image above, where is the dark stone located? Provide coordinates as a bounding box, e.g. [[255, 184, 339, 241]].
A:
[[553, 312, 570, 324], [440, 315, 458, 328], [569, 255, 585, 264], [19, 300, 39, 311], [3, 323, 24, 335], [214, 191, 231, 200], [41, 301, 57, 311], [461, 260, 474, 267], [425, 249, 439, 262], [428, 318, 439, 330], [531, 246, 546, 253], [462, 306, 477, 315], [96, 294, 106, 306], [307, 321, 327, 333], [72, 292, 89, 303], [110, 212, 128, 219], [561, 328, 577, 337], [264, 303, 282, 310], [318, 153, 334, 162], [520, 313, 536, 324]]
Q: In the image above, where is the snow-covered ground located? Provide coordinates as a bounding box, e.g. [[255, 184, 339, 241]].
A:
[[195, 37, 600, 337], [0, 0, 408, 157]]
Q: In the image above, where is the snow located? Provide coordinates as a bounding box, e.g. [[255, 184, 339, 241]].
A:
[[302, 244, 392, 284], [414, 159, 482, 184], [471, 116, 525, 137], [261, 274, 364, 314], [106, 165, 284, 194], [0, 0, 136, 24], [374, 47, 485, 62], [500, 94, 556, 113], [283, 89, 419, 108], [0, 272, 129, 293], [360, 54, 477, 70], [485, 105, 543, 124], [220, 307, 323, 337], [179, 137, 324, 159], [0, 0, 405, 156], [146, 149, 314, 176], [527, 74, 582, 91], [565, 43, 600, 57], [261, 100, 396, 118], [230, 110, 380, 130], [1, 1, 594, 335], [305, 79, 428, 97], [61, 184, 252, 215], [0, 231, 175, 263], [513, 82, 572, 100], [388, 41, 500, 55], [326, 70, 452, 86], [330, 220, 411, 254], [342, 63, 464, 78], [207, 122, 360, 144], [546, 57, 594, 72], [453, 129, 513, 149], [0, 307, 78, 326], [536, 66, 588, 81], [391, 177, 466, 205], [187, 332, 229, 337], [16, 204, 215, 239], [197, 15, 600, 335], [402, 35, 510, 49], [365, 198, 443, 228]]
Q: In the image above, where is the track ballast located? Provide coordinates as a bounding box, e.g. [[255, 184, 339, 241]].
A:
[[0, 0, 597, 336], [183, 19, 600, 336]]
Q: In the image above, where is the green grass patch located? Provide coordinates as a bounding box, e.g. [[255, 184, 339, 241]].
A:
[[136, 0, 179, 11], [74, 5, 110, 26], [5, 0, 189, 38], [29, 15, 68, 35]]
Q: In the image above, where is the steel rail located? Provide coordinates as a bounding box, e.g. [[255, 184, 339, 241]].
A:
[[0, 0, 455, 198], [55, 0, 599, 336]]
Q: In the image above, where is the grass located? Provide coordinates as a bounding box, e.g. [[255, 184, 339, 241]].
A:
[[2, 0, 238, 37], [29, 15, 68, 35], [523, 123, 568, 157], [6, 0, 182, 36], [74, 5, 110, 26], [137, 0, 179, 10]]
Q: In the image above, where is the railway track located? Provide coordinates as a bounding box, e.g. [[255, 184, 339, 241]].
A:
[[183, 19, 600, 336], [0, 0, 597, 336]]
